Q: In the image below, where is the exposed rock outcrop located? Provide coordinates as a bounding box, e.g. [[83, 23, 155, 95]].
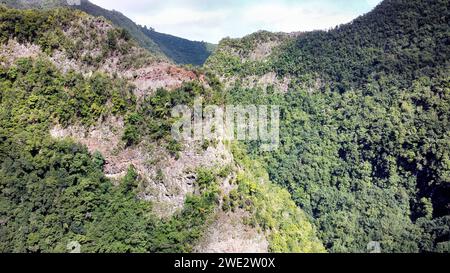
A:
[[50, 117, 233, 218], [195, 210, 269, 253]]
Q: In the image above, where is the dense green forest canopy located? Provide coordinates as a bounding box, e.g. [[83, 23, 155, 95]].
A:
[[0, 5, 233, 252], [0, 57, 223, 252], [0, 0, 449, 253], [140, 26, 216, 66], [272, 0, 449, 92], [0, 56, 323, 252], [220, 0, 450, 252], [0, 5, 324, 249]]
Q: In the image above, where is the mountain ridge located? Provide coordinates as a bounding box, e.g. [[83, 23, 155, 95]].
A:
[[206, 0, 450, 253], [0, 4, 325, 253], [0, 0, 448, 253], [0, 0, 216, 65]]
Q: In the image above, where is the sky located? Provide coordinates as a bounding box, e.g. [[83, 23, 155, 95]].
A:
[[89, 0, 383, 43]]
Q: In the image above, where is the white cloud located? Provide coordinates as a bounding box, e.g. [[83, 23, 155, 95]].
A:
[[241, 2, 356, 33], [134, 8, 229, 27], [89, 0, 382, 43], [133, 8, 232, 42]]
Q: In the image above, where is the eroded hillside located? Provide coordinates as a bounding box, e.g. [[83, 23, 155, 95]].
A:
[[0, 0, 215, 65], [0, 5, 325, 253]]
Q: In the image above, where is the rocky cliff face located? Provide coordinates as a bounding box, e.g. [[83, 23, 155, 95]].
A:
[[0, 6, 269, 252], [0, 5, 325, 253], [0, 7, 228, 218], [0, 11, 204, 97], [204, 31, 301, 92]]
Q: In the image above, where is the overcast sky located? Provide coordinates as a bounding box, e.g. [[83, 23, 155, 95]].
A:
[[89, 0, 383, 43]]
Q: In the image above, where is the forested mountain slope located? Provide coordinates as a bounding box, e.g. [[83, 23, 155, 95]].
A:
[[140, 26, 216, 66], [0, 0, 215, 65], [206, 0, 450, 252], [73, 0, 165, 59], [272, 0, 449, 91], [0, 0, 448, 254], [0, 5, 324, 253], [208, 0, 449, 90]]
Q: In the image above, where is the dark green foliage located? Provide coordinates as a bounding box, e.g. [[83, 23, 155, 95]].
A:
[[0, 126, 154, 252], [0, 5, 76, 53], [73, 0, 164, 57], [221, 0, 450, 253], [124, 80, 223, 146], [229, 144, 326, 252], [2, 0, 449, 254], [106, 29, 118, 51], [0, 57, 135, 128], [166, 138, 182, 158], [0, 1, 215, 65], [0, 57, 147, 252], [141, 26, 216, 66], [122, 112, 143, 147], [0, 57, 223, 253], [92, 151, 105, 170], [227, 75, 449, 252], [77, 0, 216, 65], [272, 0, 450, 92], [0, 5, 152, 70]]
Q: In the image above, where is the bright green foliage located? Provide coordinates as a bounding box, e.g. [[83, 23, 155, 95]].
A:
[[124, 78, 224, 146], [196, 168, 216, 190], [0, 57, 135, 128], [1, 0, 449, 254], [0, 58, 224, 253], [205, 31, 284, 77], [231, 144, 326, 253], [149, 168, 221, 253], [215, 0, 450, 253], [272, 0, 449, 92], [226, 76, 449, 252], [0, 57, 146, 252]]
